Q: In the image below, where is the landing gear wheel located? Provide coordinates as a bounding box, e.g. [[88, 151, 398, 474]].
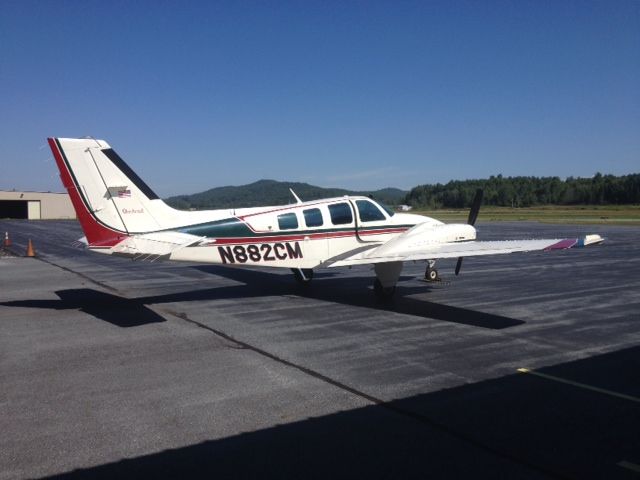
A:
[[374, 278, 396, 299], [426, 268, 439, 282], [292, 268, 314, 285]]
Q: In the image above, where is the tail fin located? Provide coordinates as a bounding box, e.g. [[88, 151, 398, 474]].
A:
[[48, 137, 175, 246]]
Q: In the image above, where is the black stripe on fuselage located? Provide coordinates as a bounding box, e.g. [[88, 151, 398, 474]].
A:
[[102, 148, 159, 200]]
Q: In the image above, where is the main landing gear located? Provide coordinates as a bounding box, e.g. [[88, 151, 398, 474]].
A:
[[373, 278, 396, 299], [292, 268, 314, 284], [373, 261, 403, 300]]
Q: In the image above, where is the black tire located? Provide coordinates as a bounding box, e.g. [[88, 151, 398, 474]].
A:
[[373, 278, 396, 299], [427, 269, 438, 281], [292, 268, 314, 284]]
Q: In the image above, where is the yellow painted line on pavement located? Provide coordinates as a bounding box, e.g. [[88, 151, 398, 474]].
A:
[[517, 368, 640, 403], [617, 461, 640, 473]]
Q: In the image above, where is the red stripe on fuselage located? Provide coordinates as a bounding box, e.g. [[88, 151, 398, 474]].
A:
[[47, 138, 127, 247], [205, 227, 409, 245]]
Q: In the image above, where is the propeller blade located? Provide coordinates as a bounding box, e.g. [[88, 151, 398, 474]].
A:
[[467, 188, 484, 226], [455, 257, 463, 275], [456, 190, 482, 276]]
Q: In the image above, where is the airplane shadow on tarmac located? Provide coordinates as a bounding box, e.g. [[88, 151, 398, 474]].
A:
[[187, 265, 525, 329], [1, 289, 167, 328], [37, 346, 640, 480], [0, 267, 523, 329]]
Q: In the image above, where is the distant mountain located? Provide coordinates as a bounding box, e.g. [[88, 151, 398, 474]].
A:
[[165, 179, 407, 210]]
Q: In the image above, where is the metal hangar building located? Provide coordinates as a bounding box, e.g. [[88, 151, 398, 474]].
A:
[[0, 191, 75, 220]]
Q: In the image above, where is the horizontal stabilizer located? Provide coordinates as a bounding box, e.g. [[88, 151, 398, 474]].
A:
[[108, 231, 205, 261]]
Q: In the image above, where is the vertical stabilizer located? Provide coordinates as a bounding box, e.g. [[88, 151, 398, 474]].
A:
[[49, 137, 177, 246]]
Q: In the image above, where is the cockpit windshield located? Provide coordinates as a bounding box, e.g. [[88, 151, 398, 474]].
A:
[[374, 200, 395, 217]]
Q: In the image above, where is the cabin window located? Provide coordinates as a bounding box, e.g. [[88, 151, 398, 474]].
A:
[[303, 208, 323, 227], [328, 203, 353, 225], [356, 200, 386, 222], [277, 212, 298, 230]]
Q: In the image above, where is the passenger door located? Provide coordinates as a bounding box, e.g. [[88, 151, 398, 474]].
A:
[[350, 199, 390, 243]]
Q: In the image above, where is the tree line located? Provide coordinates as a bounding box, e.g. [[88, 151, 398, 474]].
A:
[[404, 173, 640, 208]]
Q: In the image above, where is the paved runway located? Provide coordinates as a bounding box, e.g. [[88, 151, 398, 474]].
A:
[[1, 219, 639, 479]]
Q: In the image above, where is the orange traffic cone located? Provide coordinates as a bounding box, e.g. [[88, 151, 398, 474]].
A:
[[3, 232, 11, 247], [26, 239, 36, 257]]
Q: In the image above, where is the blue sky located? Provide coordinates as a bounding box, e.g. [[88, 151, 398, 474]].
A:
[[1, 1, 638, 196]]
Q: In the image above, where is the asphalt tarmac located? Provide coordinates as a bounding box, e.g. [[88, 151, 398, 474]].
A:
[[1, 219, 639, 479]]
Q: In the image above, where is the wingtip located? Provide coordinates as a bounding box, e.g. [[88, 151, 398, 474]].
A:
[[544, 234, 605, 251], [579, 234, 605, 247]]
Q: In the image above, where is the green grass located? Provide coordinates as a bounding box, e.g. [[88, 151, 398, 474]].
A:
[[410, 205, 640, 225]]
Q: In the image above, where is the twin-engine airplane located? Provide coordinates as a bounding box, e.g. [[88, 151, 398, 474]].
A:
[[48, 137, 604, 298]]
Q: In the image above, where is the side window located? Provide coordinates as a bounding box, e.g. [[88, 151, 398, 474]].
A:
[[356, 200, 386, 222], [303, 208, 323, 227], [277, 212, 298, 230], [328, 203, 353, 225]]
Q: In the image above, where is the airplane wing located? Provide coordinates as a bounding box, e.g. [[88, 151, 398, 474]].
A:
[[326, 234, 604, 267]]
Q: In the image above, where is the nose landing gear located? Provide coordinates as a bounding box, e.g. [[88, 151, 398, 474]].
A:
[[424, 260, 440, 282]]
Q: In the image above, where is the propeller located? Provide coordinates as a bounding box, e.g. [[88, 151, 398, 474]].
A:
[[455, 188, 483, 275]]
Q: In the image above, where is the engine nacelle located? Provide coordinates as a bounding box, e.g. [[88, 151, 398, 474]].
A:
[[417, 223, 477, 243], [371, 223, 476, 257]]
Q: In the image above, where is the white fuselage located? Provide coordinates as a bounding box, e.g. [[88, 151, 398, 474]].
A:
[[48, 137, 477, 270], [100, 197, 477, 269]]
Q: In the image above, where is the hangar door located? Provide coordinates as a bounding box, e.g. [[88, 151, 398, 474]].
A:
[[28, 201, 41, 219], [0, 200, 41, 219], [0, 200, 28, 219]]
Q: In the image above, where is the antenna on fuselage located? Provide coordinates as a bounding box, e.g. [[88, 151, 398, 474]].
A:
[[289, 188, 302, 204]]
